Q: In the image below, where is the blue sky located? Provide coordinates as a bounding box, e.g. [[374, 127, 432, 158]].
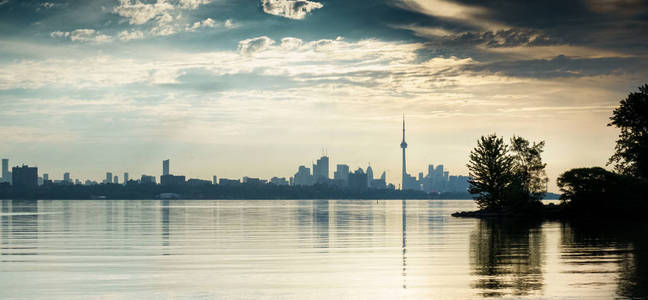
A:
[[1, 0, 647, 190]]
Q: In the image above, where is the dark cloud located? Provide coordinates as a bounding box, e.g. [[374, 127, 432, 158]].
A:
[[446, 28, 564, 48], [463, 55, 646, 78]]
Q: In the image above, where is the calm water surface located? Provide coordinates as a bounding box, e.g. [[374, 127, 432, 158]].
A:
[[1, 199, 647, 299]]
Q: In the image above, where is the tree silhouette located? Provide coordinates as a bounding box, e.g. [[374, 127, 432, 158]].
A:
[[467, 134, 514, 210], [468, 134, 548, 211], [608, 84, 648, 179], [508, 136, 548, 204]]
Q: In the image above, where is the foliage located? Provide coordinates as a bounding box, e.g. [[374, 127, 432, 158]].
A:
[[608, 84, 648, 179], [467, 134, 548, 211], [557, 167, 648, 214], [509, 136, 548, 202]]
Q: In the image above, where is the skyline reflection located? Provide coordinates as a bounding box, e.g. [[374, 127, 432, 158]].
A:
[[0, 200, 646, 299]]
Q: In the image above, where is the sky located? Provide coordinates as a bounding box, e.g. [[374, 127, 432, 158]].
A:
[[1, 0, 647, 191]]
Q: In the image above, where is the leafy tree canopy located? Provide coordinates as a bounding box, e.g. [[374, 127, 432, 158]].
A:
[[608, 84, 648, 178], [467, 134, 548, 211]]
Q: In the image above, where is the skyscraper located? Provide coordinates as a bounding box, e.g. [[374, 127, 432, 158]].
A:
[[113, 175, 118, 184], [312, 155, 329, 183], [400, 116, 408, 190], [123, 172, 129, 184], [12, 165, 38, 191], [334, 164, 350, 186], [1, 158, 8, 182], [64, 172, 71, 183], [106, 172, 112, 184], [163, 159, 170, 176]]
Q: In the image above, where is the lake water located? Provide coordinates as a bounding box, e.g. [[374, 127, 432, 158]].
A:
[[1, 199, 647, 299]]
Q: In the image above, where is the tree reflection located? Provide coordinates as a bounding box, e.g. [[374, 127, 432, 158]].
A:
[[560, 221, 648, 299], [469, 219, 544, 297]]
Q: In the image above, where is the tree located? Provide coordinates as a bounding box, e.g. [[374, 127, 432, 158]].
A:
[[467, 134, 514, 210], [509, 136, 548, 203], [608, 84, 648, 179], [557, 167, 648, 214], [467, 134, 548, 211]]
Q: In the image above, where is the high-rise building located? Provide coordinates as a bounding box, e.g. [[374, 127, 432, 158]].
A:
[[141, 175, 156, 184], [12, 165, 38, 191], [113, 175, 118, 184], [1, 158, 8, 182], [366, 165, 374, 187], [160, 174, 185, 185], [123, 172, 129, 184], [348, 168, 368, 191], [64, 172, 71, 183], [213, 176, 218, 185], [106, 172, 112, 184], [333, 164, 350, 186], [163, 159, 170, 176], [43, 173, 49, 181], [400, 116, 408, 190], [312, 156, 329, 183], [293, 166, 313, 186]]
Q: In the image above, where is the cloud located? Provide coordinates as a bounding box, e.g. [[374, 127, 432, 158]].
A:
[[261, 0, 323, 20], [179, 0, 212, 9], [238, 36, 275, 55], [394, 0, 505, 30], [280, 37, 303, 50], [113, 0, 175, 25], [0, 0, 8, 6], [118, 30, 145, 41], [585, 0, 648, 15], [150, 12, 178, 36], [224, 19, 236, 29], [50, 29, 112, 43], [50, 31, 70, 38], [463, 55, 646, 78], [187, 18, 217, 31]]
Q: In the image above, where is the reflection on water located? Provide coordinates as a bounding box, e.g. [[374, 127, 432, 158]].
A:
[[0, 199, 646, 299], [470, 219, 544, 297]]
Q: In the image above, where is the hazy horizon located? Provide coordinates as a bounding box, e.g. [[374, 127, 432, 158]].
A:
[[2, 0, 647, 192]]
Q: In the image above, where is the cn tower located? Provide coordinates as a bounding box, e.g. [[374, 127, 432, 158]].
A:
[[400, 115, 407, 190]]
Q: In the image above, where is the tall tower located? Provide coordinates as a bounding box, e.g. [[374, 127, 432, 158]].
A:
[[400, 115, 408, 190], [163, 159, 170, 176]]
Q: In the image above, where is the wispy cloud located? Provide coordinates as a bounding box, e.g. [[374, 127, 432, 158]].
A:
[[50, 29, 112, 43]]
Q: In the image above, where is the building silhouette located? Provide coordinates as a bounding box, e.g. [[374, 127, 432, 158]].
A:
[[123, 172, 129, 184], [366, 165, 374, 187], [270, 177, 289, 185], [348, 168, 368, 190], [334, 164, 349, 186], [219, 178, 240, 185], [163, 159, 170, 176], [105, 172, 112, 184], [293, 165, 313, 186], [161, 175, 185, 186], [64, 172, 71, 183], [371, 171, 387, 189], [313, 155, 329, 183], [1, 158, 11, 184], [187, 178, 211, 186], [141, 175, 156, 184], [12, 165, 38, 191]]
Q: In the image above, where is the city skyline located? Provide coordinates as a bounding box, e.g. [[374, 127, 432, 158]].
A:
[[2, 1, 647, 192]]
